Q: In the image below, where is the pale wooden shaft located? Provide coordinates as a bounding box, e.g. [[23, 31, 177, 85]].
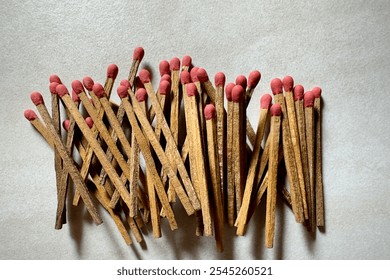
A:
[[314, 97, 324, 227]]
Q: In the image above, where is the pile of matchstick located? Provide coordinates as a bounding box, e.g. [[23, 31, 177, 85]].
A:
[[24, 47, 324, 252]]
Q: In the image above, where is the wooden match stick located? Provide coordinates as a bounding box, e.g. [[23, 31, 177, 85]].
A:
[[271, 78, 304, 223], [128, 46, 144, 83], [181, 55, 192, 72], [185, 83, 212, 236], [30, 91, 102, 225], [24, 109, 53, 148], [312, 86, 324, 227], [235, 93, 272, 236], [246, 70, 261, 106], [196, 67, 216, 103], [265, 103, 282, 248], [304, 91, 316, 232], [283, 76, 308, 219], [204, 104, 224, 252], [231, 85, 247, 218]]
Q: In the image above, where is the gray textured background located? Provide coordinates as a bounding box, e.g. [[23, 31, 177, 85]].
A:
[[1, 0, 389, 259]]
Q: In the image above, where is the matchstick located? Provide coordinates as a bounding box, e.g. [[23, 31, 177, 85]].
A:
[[129, 46, 144, 83], [246, 70, 261, 106], [235, 93, 272, 235], [283, 76, 308, 219], [181, 55, 192, 72], [271, 78, 304, 223], [30, 91, 102, 225], [159, 60, 171, 77], [204, 104, 224, 252], [24, 109, 53, 148], [185, 83, 212, 236], [265, 103, 282, 248], [196, 67, 216, 102], [312, 86, 324, 227], [231, 85, 247, 218], [104, 63, 118, 96], [304, 91, 316, 232]]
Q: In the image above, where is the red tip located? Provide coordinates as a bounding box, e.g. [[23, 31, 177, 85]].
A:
[[231, 85, 244, 102], [120, 79, 131, 89], [214, 72, 226, 87], [133, 47, 145, 61], [92, 83, 106, 98], [85, 117, 94, 129], [282, 76, 294, 92], [260, 94, 273, 110], [139, 69, 151, 84], [197, 68, 209, 83], [225, 83, 235, 101], [235, 75, 247, 90], [248, 70, 261, 88], [49, 74, 62, 84], [169, 57, 180, 71], [180, 71, 191, 84], [190, 67, 199, 82], [49, 82, 59, 94], [82, 76, 94, 91], [204, 104, 216, 120], [270, 78, 283, 95], [24, 109, 38, 121], [312, 87, 322, 98], [107, 64, 118, 79], [304, 91, 315, 107], [293, 85, 304, 101], [56, 84, 69, 97], [160, 74, 171, 83], [30, 91, 44, 105], [159, 60, 171, 77], [186, 83, 198, 97], [62, 119, 70, 131], [72, 90, 80, 102], [136, 88, 147, 102], [71, 80, 84, 94], [159, 80, 171, 95], [117, 85, 129, 99], [270, 104, 282, 116], [182, 55, 192, 67]]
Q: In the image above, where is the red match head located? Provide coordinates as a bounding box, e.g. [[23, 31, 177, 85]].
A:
[[169, 57, 180, 71], [82, 76, 94, 91], [182, 55, 192, 67], [139, 69, 151, 84], [72, 90, 80, 102], [293, 85, 304, 101], [186, 83, 198, 97], [30, 91, 44, 105], [180, 70, 191, 84], [204, 104, 216, 120], [117, 85, 129, 99], [312, 87, 322, 98], [49, 82, 59, 94], [159, 80, 171, 96], [197, 68, 209, 83], [190, 67, 200, 82], [270, 78, 283, 95], [49, 74, 62, 84], [231, 85, 244, 102], [282, 76, 294, 92], [304, 91, 315, 107], [120, 79, 131, 89], [260, 94, 273, 110], [85, 117, 94, 129], [214, 72, 226, 87], [235, 75, 247, 90], [62, 119, 70, 131], [133, 46, 145, 61], [225, 82, 235, 101], [248, 70, 261, 88], [270, 104, 282, 116], [136, 88, 147, 102], [93, 83, 106, 98], [56, 84, 69, 97], [24, 109, 38, 121], [71, 80, 84, 95], [161, 74, 171, 83], [107, 64, 119, 79], [159, 60, 171, 77]]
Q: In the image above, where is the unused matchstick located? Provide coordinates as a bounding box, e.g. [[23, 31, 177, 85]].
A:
[[197, 67, 216, 102], [265, 103, 282, 248], [271, 78, 304, 223], [283, 76, 308, 219], [30, 91, 102, 225], [235, 75, 247, 90], [181, 55, 192, 72], [169, 57, 181, 147], [24, 109, 54, 148], [159, 60, 171, 77], [204, 104, 224, 252], [246, 70, 261, 106], [236, 93, 272, 235], [312, 86, 324, 227], [129, 46, 144, 83]]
